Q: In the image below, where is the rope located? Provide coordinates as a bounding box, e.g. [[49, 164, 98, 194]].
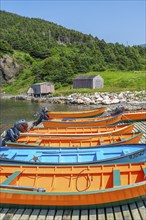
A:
[[75, 168, 91, 192]]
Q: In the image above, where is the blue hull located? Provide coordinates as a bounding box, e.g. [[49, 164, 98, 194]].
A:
[[0, 144, 146, 165]]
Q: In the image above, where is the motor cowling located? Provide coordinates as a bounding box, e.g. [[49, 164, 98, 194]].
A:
[[114, 105, 125, 115], [14, 119, 28, 132]]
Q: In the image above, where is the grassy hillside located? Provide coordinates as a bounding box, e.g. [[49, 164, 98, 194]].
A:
[[0, 11, 145, 94], [53, 71, 146, 96]]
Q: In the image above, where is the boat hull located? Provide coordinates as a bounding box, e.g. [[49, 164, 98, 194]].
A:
[[42, 114, 122, 127], [47, 107, 106, 119], [6, 132, 143, 148], [0, 163, 146, 209], [0, 144, 146, 165], [1, 184, 145, 209], [24, 124, 134, 137], [122, 110, 146, 121]]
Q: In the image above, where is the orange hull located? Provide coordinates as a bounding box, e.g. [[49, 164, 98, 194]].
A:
[[122, 110, 146, 121], [0, 163, 146, 209], [6, 132, 143, 148], [47, 107, 105, 119], [25, 124, 134, 137], [42, 114, 122, 128]]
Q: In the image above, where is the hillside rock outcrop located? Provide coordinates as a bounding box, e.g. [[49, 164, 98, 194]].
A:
[[0, 55, 20, 84]]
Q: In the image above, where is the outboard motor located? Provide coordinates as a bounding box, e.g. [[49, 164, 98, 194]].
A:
[[33, 106, 50, 126], [1, 119, 28, 146], [111, 105, 125, 116], [14, 119, 28, 132]]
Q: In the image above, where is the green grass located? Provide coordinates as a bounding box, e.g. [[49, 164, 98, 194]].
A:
[[1, 70, 146, 95], [54, 71, 146, 96]]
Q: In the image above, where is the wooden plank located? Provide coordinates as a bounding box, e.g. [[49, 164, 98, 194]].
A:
[[62, 210, 72, 220], [0, 208, 9, 220], [121, 204, 132, 220], [80, 210, 88, 220], [46, 209, 56, 220], [136, 200, 146, 220], [89, 209, 97, 220], [97, 208, 106, 220], [105, 207, 114, 220], [29, 209, 40, 220], [113, 206, 123, 220], [142, 167, 146, 176], [37, 209, 48, 220], [19, 209, 33, 220], [2, 208, 17, 220], [1, 171, 21, 185], [12, 209, 25, 220], [71, 210, 80, 220], [54, 210, 63, 220], [143, 199, 146, 206], [129, 203, 142, 220], [113, 170, 121, 187]]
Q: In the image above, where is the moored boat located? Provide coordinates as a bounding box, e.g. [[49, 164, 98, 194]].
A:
[[0, 162, 145, 209], [122, 110, 146, 122], [46, 107, 106, 119], [6, 132, 143, 148], [0, 144, 146, 165], [42, 114, 122, 127], [24, 124, 134, 137]]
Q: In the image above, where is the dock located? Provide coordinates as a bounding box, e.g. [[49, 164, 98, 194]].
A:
[[0, 122, 146, 220]]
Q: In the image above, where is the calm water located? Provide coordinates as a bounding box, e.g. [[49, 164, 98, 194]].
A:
[[0, 99, 94, 133]]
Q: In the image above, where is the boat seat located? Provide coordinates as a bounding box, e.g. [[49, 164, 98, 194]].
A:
[[122, 149, 130, 155], [1, 171, 21, 186], [143, 167, 146, 177], [6, 152, 16, 159], [95, 151, 104, 160], [113, 170, 121, 187], [23, 141, 28, 144], [35, 140, 41, 145]]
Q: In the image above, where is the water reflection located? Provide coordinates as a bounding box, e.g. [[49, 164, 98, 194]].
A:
[[0, 99, 94, 133]]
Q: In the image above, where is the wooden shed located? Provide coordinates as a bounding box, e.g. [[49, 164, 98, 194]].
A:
[[27, 82, 54, 97], [73, 75, 104, 89]]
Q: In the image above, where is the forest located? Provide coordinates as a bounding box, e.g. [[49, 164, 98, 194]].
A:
[[0, 10, 145, 93]]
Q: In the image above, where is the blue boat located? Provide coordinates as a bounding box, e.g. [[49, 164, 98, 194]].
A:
[[0, 144, 146, 165]]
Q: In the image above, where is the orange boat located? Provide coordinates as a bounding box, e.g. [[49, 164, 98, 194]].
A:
[[42, 114, 122, 128], [122, 110, 146, 121], [23, 124, 134, 137], [47, 107, 106, 119], [6, 132, 143, 148], [0, 163, 145, 209]]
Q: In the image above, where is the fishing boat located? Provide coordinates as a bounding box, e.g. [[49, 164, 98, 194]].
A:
[[25, 124, 134, 137], [41, 114, 122, 127], [0, 144, 145, 165], [122, 110, 146, 122], [0, 163, 145, 209], [46, 107, 106, 119], [6, 132, 143, 148]]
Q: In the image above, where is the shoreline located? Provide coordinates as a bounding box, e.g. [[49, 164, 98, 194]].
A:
[[1, 91, 146, 111]]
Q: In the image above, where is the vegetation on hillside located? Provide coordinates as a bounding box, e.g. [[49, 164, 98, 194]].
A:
[[0, 10, 145, 94]]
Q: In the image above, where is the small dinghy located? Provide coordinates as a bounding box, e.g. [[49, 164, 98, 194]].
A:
[[6, 132, 143, 148], [0, 144, 145, 165], [0, 162, 145, 209]]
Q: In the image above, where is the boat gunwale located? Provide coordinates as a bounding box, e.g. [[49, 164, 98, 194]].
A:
[[0, 180, 145, 196]]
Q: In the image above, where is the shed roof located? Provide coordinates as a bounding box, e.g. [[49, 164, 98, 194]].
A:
[[74, 75, 101, 80], [32, 82, 53, 86]]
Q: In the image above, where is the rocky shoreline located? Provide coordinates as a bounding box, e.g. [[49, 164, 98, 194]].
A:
[[1, 90, 146, 111]]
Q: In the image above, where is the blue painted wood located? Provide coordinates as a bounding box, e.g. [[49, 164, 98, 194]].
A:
[[0, 144, 146, 165]]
